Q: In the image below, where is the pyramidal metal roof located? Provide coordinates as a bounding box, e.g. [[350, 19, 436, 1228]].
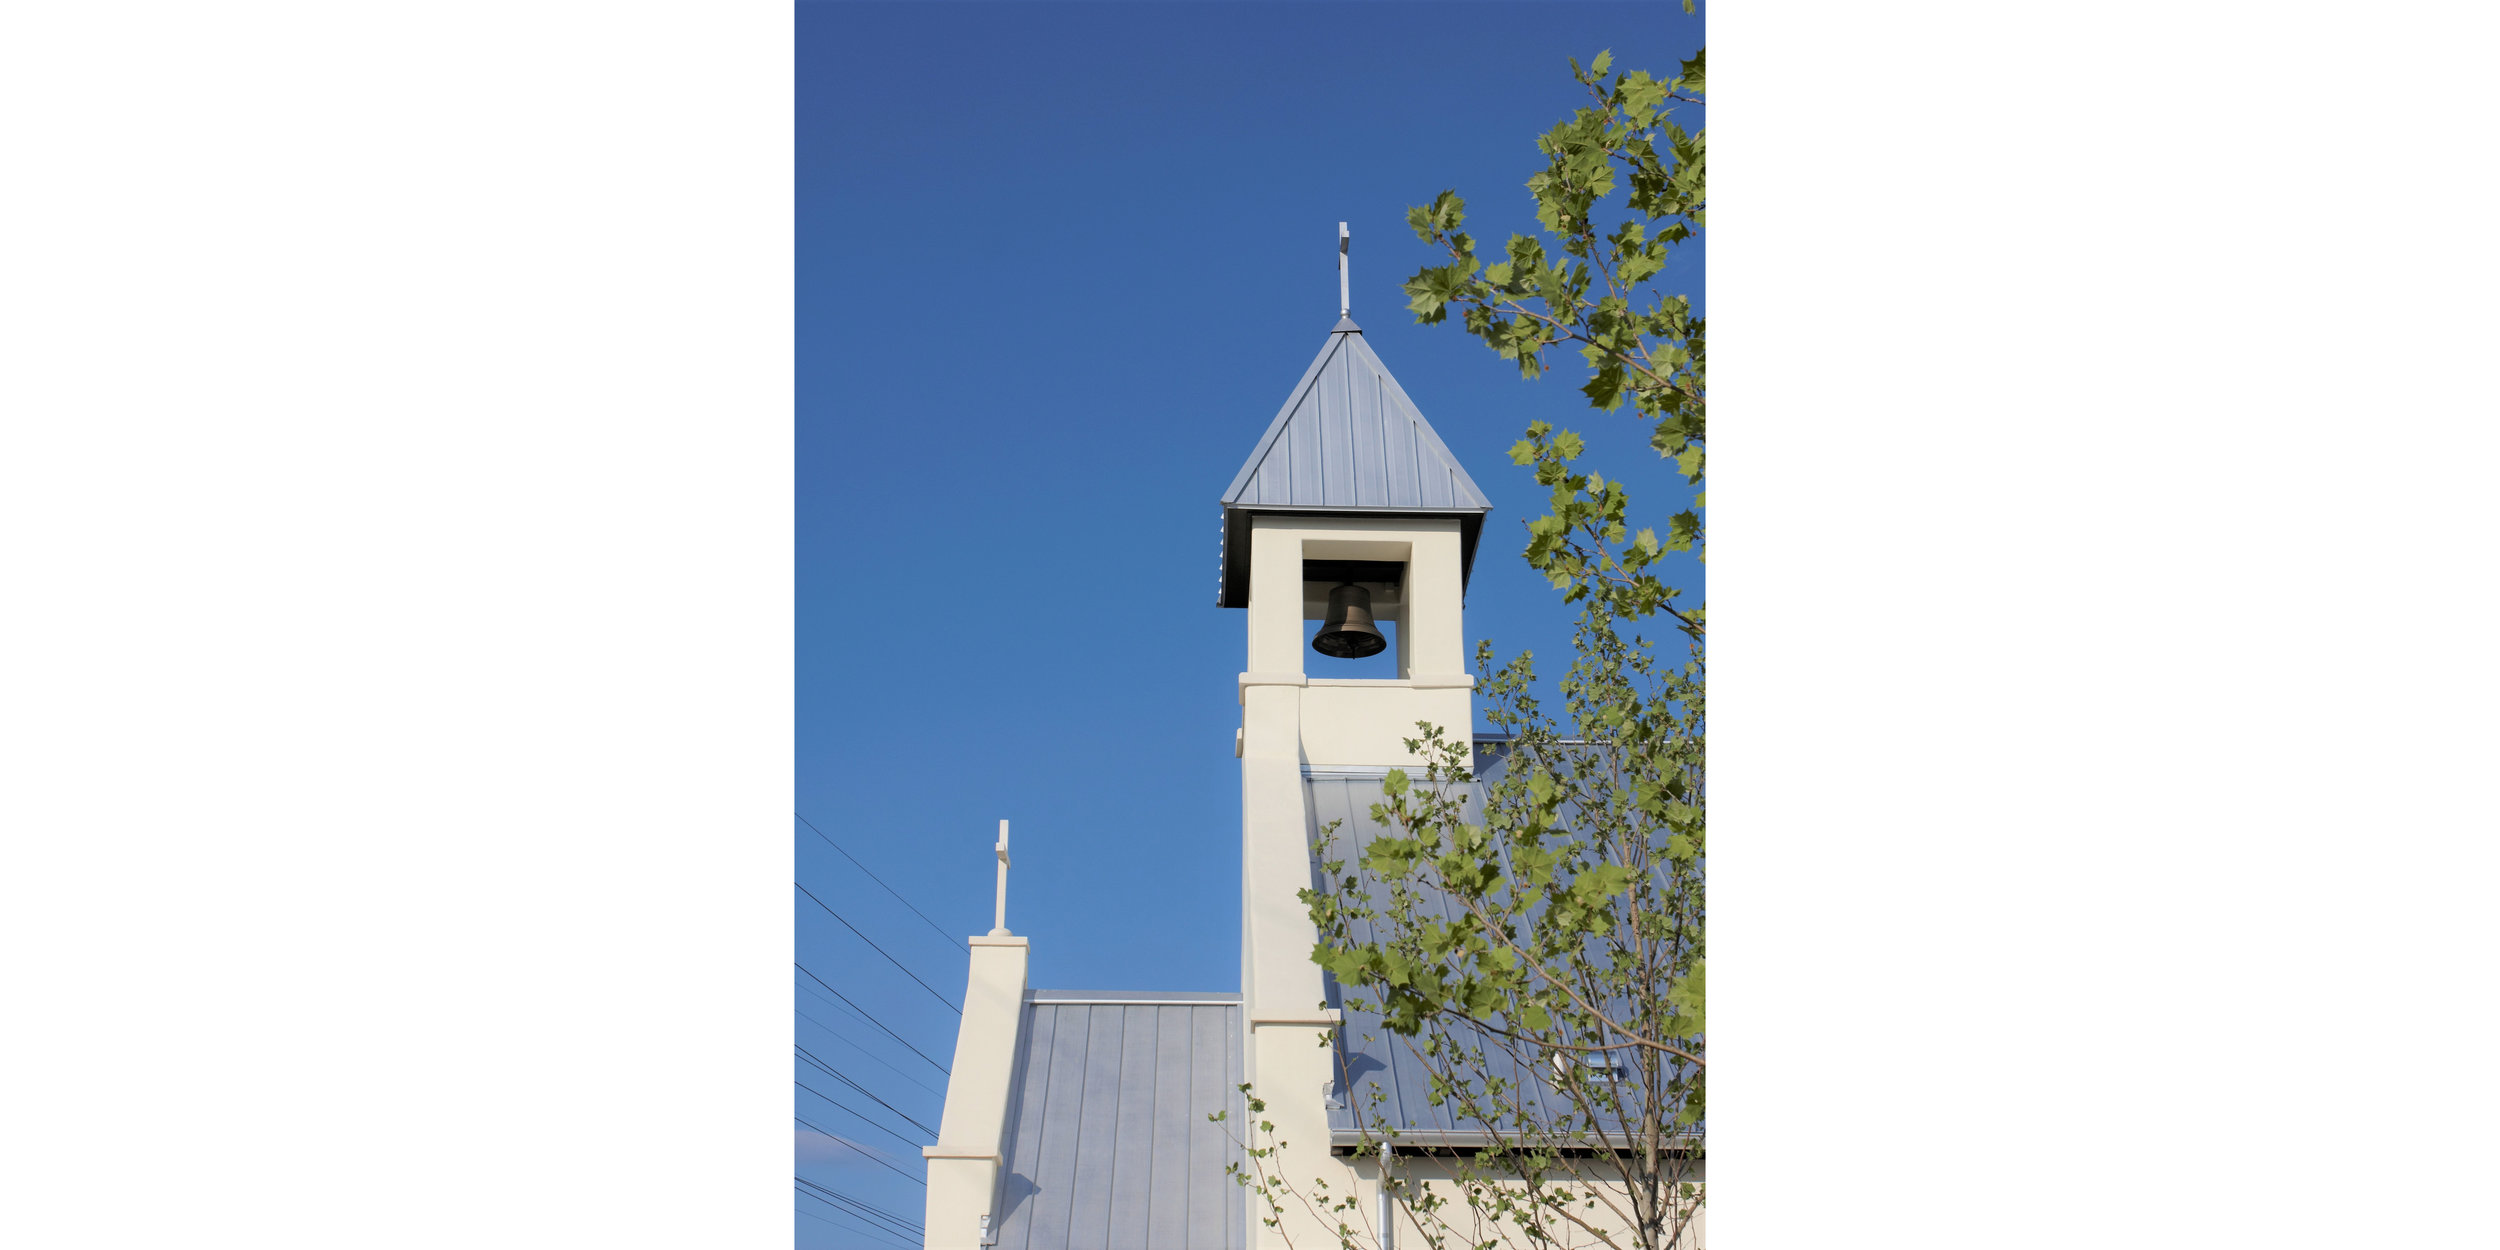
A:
[[1216, 317, 1492, 607]]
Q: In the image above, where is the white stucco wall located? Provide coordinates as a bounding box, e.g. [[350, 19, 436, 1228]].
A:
[[922, 935, 1028, 1250], [1239, 515, 1486, 1250]]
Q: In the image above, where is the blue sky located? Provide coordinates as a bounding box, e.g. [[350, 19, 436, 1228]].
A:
[[796, 2, 1701, 1238]]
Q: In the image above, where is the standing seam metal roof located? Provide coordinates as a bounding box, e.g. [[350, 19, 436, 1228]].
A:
[[1216, 319, 1492, 608], [1305, 773, 1502, 1139], [1306, 760, 1681, 1149], [991, 995, 1246, 1250]]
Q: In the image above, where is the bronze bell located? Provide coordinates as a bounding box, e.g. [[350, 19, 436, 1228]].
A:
[[1312, 582, 1386, 659]]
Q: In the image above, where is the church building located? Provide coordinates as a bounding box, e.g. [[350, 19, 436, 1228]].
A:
[[919, 233, 1549, 1250]]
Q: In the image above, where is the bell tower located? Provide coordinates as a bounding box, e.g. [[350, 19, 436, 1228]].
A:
[[1216, 231, 1490, 1236]]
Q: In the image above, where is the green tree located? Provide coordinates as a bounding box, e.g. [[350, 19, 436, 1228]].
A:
[[1231, 42, 1706, 1250]]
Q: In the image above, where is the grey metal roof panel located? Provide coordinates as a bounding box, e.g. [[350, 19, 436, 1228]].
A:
[[993, 1000, 1245, 1250], [1306, 764, 1669, 1147], [1305, 774, 1483, 1139], [1221, 329, 1490, 513], [1215, 323, 1492, 608]]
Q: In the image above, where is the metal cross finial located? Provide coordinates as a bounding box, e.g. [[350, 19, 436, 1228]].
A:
[[990, 819, 1011, 937], [1338, 222, 1351, 319]]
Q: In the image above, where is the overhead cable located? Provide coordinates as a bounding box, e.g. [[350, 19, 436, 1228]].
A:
[[797, 1200, 909, 1247], [795, 1079, 928, 1152], [795, 963, 950, 1074], [796, 1047, 939, 1137], [795, 1114, 926, 1187], [797, 811, 969, 953], [798, 1006, 945, 1098], [797, 979, 878, 1030], [796, 1175, 924, 1236], [793, 1189, 917, 1250], [796, 882, 963, 1013], [796, 1178, 920, 1233]]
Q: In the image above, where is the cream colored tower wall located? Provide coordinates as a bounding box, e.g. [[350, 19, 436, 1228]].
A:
[[1243, 517, 1465, 678], [1238, 515, 1475, 1250], [1238, 515, 1471, 1023], [921, 935, 1028, 1250]]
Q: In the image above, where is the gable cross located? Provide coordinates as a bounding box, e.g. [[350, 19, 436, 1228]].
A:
[[990, 819, 1011, 937]]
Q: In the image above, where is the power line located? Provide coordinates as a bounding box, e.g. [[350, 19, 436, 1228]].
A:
[[795, 1114, 926, 1187], [794, 1204, 851, 1230], [796, 1198, 915, 1249], [797, 881, 962, 1014], [796, 1176, 924, 1236], [797, 1047, 939, 1137], [797, 1200, 911, 1249], [797, 1175, 922, 1226], [795, 1202, 912, 1250], [794, 1190, 917, 1250], [799, 1006, 946, 1098], [797, 1180, 920, 1235], [795, 963, 950, 1075], [792, 1050, 928, 1145], [796, 1196, 918, 1247], [797, 978, 883, 1034], [797, 1044, 938, 1137], [795, 1190, 914, 1245], [797, 811, 968, 954], [798, 1184, 920, 1237], [796, 1078, 927, 1152]]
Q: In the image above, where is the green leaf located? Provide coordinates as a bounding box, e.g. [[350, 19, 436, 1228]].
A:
[[1667, 961, 1706, 1035], [1302, 38, 1709, 1154]]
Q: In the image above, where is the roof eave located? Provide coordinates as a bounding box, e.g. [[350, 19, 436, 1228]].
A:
[[1326, 1128, 1706, 1155], [1217, 503, 1489, 609]]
